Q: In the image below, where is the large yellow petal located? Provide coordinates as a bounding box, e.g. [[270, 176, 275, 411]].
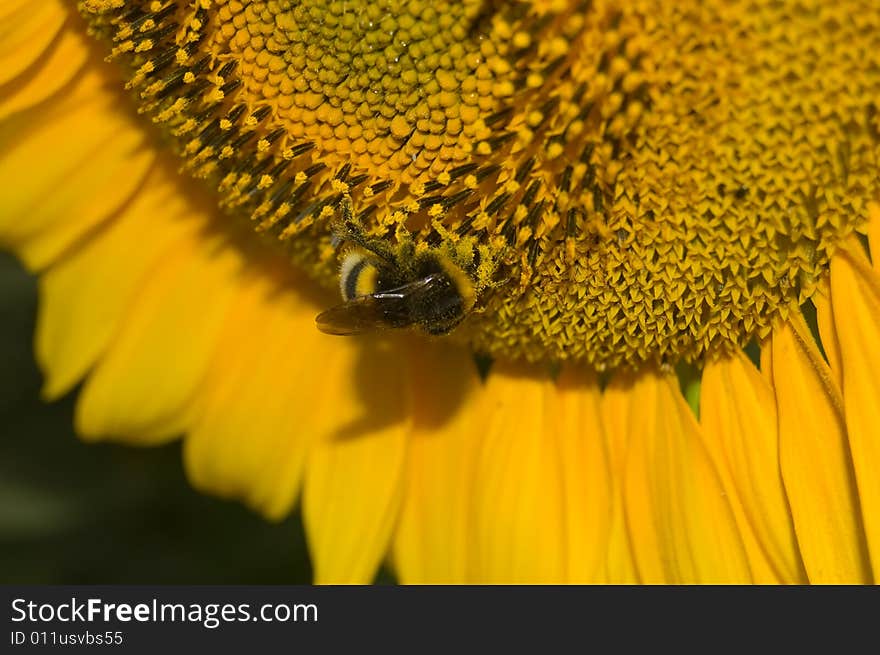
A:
[[302, 339, 410, 584], [469, 365, 567, 583], [0, 18, 89, 121], [184, 272, 333, 522], [390, 343, 483, 584], [36, 168, 199, 399], [768, 315, 871, 582], [700, 351, 805, 583], [813, 280, 843, 390], [0, 69, 153, 270], [868, 202, 880, 271], [622, 368, 751, 583], [0, 0, 66, 87], [600, 374, 640, 583], [829, 247, 880, 574], [556, 367, 612, 583], [74, 236, 242, 444], [0, 0, 33, 21]]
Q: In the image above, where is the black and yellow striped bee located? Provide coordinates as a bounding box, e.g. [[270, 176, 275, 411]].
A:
[[316, 201, 480, 337]]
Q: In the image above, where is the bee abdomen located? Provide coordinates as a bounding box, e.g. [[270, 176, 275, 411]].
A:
[[339, 251, 379, 300]]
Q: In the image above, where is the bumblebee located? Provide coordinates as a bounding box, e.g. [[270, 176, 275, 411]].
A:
[[316, 202, 482, 336]]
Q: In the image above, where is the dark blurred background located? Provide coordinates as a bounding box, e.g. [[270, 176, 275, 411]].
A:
[[0, 251, 317, 583]]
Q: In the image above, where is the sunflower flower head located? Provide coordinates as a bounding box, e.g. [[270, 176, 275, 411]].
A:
[[77, 0, 879, 368], [3, 0, 880, 585]]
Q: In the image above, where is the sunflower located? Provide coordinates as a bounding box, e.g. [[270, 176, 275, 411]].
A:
[[2, 0, 879, 584]]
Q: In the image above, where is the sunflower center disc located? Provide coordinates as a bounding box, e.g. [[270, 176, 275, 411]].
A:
[[81, 0, 880, 369]]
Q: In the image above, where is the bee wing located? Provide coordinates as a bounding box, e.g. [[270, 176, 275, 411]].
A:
[[315, 294, 410, 335], [316, 275, 444, 335]]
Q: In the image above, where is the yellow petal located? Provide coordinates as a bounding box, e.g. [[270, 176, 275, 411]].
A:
[[303, 339, 410, 584], [768, 315, 871, 582], [600, 373, 640, 583], [390, 343, 483, 584], [0, 0, 66, 86], [0, 0, 32, 21], [829, 247, 880, 574], [622, 368, 751, 583], [184, 272, 331, 521], [469, 365, 568, 583], [868, 202, 880, 272], [557, 367, 613, 583], [813, 279, 843, 390], [74, 237, 242, 444], [0, 21, 89, 122], [0, 69, 153, 270], [36, 169, 199, 399], [700, 351, 806, 583]]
